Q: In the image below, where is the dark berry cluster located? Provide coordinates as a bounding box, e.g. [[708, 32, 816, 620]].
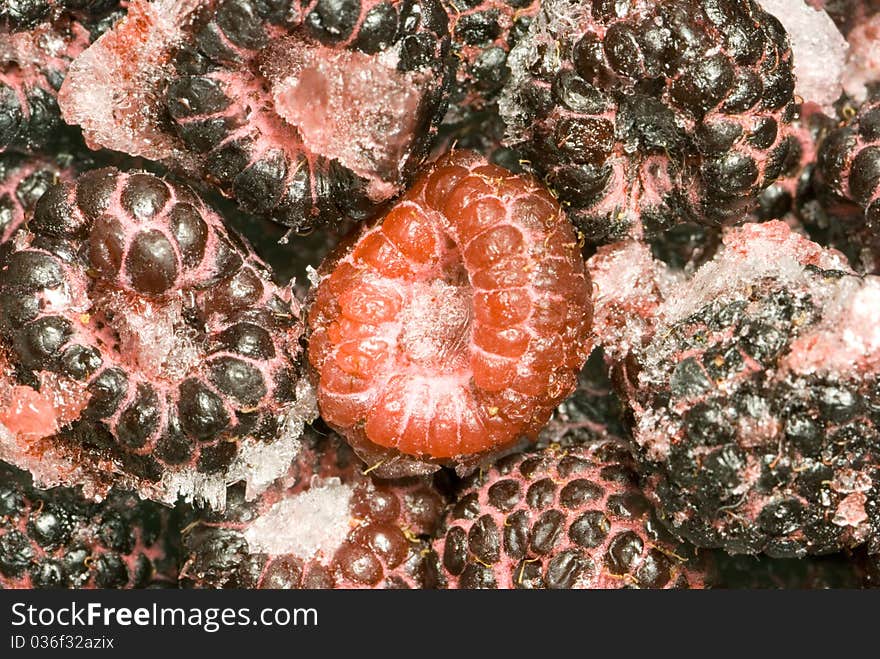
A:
[[0, 462, 179, 589], [498, 0, 797, 242], [0, 168, 314, 503]]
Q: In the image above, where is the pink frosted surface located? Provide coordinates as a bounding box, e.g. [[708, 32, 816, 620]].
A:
[[58, 0, 203, 161]]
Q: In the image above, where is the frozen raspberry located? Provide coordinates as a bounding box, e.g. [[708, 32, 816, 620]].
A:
[[428, 440, 708, 589], [0, 461, 180, 589], [441, 0, 540, 119], [307, 150, 593, 478], [179, 429, 446, 588], [497, 0, 797, 243], [59, 0, 453, 232], [591, 221, 880, 556], [0, 168, 316, 506], [0, 151, 74, 243]]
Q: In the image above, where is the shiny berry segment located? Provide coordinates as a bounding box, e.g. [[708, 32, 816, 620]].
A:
[[429, 440, 708, 589], [0, 461, 179, 589], [180, 431, 446, 589], [0, 151, 73, 243], [0, 168, 315, 506], [498, 0, 797, 242], [590, 221, 880, 556], [307, 150, 593, 477], [59, 0, 453, 232]]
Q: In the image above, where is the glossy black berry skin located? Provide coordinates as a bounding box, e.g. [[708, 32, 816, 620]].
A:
[[499, 0, 796, 243], [0, 462, 179, 589]]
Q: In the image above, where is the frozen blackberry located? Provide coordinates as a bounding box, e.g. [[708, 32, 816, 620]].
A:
[[0, 151, 74, 243], [0, 461, 179, 589], [429, 440, 707, 589], [1, 1, 123, 30], [0, 2, 125, 152], [442, 0, 540, 119], [180, 430, 445, 589], [60, 0, 453, 232], [591, 221, 880, 556], [0, 168, 316, 506], [498, 0, 797, 242], [307, 151, 593, 478]]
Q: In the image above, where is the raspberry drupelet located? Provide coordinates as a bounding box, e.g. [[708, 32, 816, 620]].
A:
[[428, 439, 709, 589], [307, 150, 593, 478], [590, 221, 880, 557], [497, 0, 797, 243], [0, 168, 316, 506], [179, 430, 446, 589], [0, 461, 180, 589], [59, 0, 453, 232]]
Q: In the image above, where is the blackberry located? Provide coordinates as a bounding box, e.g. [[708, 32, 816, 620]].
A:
[[307, 150, 593, 478], [0, 3, 125, 152], [498, 0, 797, 242], [60, 0, 453, 232], [441, 0, 540, 119], [0, 461, 179, 589], [0, 168, 315, 506], [180, 430, 446, 589], [428, 439, 708, 589], [0, 151, 74, 243], [590, 221, 880, 557]]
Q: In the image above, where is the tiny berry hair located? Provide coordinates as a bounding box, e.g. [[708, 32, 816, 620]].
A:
[[308, 150, 593, 477]]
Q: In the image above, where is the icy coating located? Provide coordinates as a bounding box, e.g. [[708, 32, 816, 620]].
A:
[[759, 0, 848, 112], [59, 0, 453, 231], [499, 0, 797, 242], [243, 479, 355, 560], [0, 169, 316, 507], [181, 432, 446, 589], [592, 221, 880, 555], [58, 0, 203, 161], [307, 150, 593, 477], [843, 13, 880, 101]]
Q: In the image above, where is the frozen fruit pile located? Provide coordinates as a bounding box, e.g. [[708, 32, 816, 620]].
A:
[[1, 0, 880, 590]]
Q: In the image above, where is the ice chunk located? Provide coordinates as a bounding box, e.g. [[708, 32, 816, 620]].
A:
[[267, 40, 428, 201], [244, 478, 355, 560], [842, 13, 880, 102], [58, 0, 203, 161], [759, 0, 848, 112]]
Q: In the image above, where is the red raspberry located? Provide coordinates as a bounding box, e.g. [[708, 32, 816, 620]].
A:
[[180, 430, 446, 589], [429, 440, 708, 589], [0, 168, 315, 506], [307, 150, 593, 477]]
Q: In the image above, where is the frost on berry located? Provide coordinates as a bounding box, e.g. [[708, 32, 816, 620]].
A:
[[759, 0, 848, 113], [591, 221, 880, 556], [498, 0, 797, 243], [0, 168, 316, 507], [179, 430, 446, 589], [0, 461, 180, 589], [429, 440, 708, 589], [441, 0, 541, 122], [59, 0, 453, 232], [307, 150, 593, 478]]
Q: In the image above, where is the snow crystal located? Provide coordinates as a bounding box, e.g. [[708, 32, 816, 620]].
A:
[[759, 0, 848, 112], [243, 479, 355, 560]]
